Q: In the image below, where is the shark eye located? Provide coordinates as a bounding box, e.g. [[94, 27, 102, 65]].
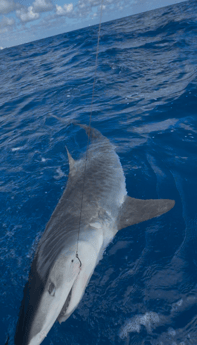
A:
[[48, 281, 56, 296]]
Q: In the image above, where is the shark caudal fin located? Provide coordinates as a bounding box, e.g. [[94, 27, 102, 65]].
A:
[[117, 196, 175, 231], [74, 123, 103, 140]]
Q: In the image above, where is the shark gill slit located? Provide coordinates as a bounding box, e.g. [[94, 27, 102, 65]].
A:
[[75, 0, 104, 263]]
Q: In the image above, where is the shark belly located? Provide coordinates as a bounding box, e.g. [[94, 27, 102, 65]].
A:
[[58, 235, 103, 323]]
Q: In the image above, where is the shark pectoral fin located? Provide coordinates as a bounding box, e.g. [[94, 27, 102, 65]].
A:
[[117, 196, 175, 230], [65, 146, 75, 171]]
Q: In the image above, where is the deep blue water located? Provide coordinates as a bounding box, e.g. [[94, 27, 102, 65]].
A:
[[0, 1, 197, 344]]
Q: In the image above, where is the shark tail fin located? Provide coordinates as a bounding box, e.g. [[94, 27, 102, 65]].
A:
[[118, 196, 175, 231], [75, 123, 103, 140]]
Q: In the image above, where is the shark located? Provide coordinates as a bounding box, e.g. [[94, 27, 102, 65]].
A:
[[14, 125, 175, 345]]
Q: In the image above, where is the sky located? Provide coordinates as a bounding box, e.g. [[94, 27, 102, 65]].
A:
[[0, 0, 186, 49]]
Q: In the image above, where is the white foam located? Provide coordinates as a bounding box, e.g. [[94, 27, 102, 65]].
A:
[[11, 147, 22, 152], [168, 327, 176, 336], [54, 167, 65, 180], [119, 312, 160, 339]]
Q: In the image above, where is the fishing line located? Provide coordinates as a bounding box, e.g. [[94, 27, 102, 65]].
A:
[[76, 0, 104, 262]]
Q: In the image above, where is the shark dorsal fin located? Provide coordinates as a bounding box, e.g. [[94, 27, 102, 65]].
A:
[[118, 196, 175, 231], [65, 146, 75, 171]]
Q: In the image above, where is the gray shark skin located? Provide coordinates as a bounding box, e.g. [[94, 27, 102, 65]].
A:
[[14, 125, 175, 345]]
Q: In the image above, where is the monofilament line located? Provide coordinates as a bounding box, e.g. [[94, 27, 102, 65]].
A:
[[76, 0, 104, 259]]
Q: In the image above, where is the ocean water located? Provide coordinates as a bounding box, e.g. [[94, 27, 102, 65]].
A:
[[0, 1, 197, 344]]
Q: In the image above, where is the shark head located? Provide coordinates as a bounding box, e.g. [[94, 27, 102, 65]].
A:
[[15, 240, 100, 345]]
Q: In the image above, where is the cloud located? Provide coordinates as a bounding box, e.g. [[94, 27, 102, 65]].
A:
[[55, 3, 74, 16], [15, 0, 54, 24], [76, 0, 114, 16], [16, 6, 40, 22], [32, 0, 54, 13], [0, 15, 15, 27], [0, 15, 15, 33], [78, 0, 114, 9], [0, 0, 17, 14]]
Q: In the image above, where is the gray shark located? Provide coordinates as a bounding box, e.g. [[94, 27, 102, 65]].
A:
[[14, 125, 175, 345]]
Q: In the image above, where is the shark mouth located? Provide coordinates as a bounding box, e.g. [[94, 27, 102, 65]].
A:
[[57, 287, 73, 323]]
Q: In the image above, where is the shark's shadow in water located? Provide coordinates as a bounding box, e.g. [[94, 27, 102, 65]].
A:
[[14, 125, 175, 345]]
